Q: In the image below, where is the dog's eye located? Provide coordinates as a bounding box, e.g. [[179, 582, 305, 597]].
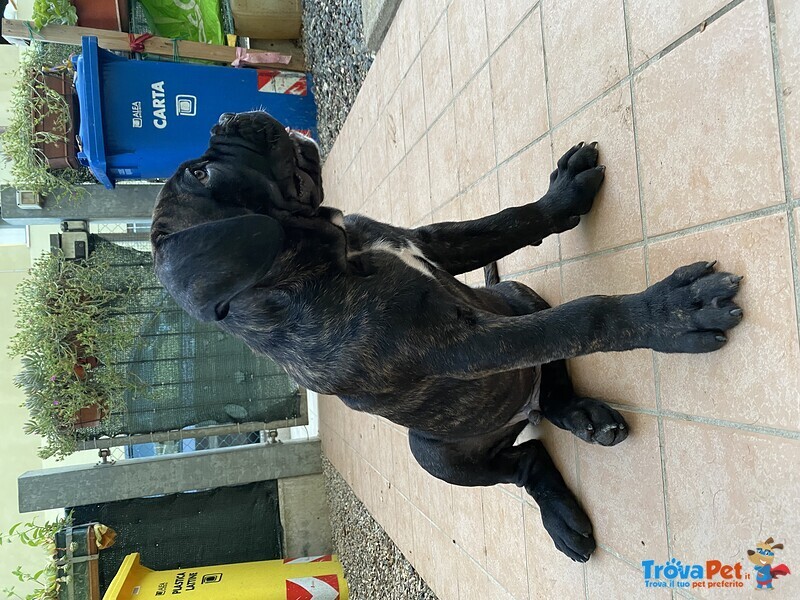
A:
[[190, 167, 208, 183]]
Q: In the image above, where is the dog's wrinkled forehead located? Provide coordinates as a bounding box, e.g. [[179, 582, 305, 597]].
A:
[[152, 111, 323, 239]]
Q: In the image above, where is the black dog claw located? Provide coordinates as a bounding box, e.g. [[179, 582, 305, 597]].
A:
[[705, 260, 717, 269]]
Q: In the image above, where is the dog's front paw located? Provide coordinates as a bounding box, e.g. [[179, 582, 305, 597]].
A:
[[536, 493, 596, 562], [639, 261, 744, 353], [546, 398, 629, 446], [538, 142, 606, 236]]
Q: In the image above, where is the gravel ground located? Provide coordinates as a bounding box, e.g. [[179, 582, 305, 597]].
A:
[[324, 457, 438, 600], [301, 0, 375, 158]]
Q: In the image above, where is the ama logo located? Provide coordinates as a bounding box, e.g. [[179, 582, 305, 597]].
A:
[[746, 537, 791, 590]]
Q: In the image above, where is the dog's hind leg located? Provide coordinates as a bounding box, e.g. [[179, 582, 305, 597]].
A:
[[408, 428, 596, 562], [491, 281, 630, 447], [539, 360, 629, 447]]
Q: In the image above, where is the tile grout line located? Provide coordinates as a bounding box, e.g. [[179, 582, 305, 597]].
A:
[[765, 0, 800, 352], [497, 203, 792, 282], [478, 3, 535, 598], [333, 0, 745, 203], [622, 0, 675, 571], [606, 402, 800, 440]]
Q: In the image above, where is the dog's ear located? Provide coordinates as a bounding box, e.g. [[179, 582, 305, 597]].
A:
[[155, 214, 284, 322]]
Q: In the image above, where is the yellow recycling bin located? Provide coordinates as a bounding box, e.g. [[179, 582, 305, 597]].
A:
[[103, 553, 349, 600]]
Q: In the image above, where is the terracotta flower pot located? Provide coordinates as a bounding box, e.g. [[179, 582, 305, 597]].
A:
[[71, 0, 129, 32], [74, 403, 105, 428]]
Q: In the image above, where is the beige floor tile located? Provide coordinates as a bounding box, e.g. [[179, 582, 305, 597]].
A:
[[482, 487, 529, 599], [460, 171, 500, 221], [366, 463, 387, 521], [455, 66, 497, 190], [538, 422, 579, 494], [340, 154, 364, 214], [409, 459, 455, 540], [417, 0, 447, 42], [648, 214, 800, 431], [390, 159, 413, 227], [393, 492, 416, 560], [360, 125, 387, 201], [542, 0, 628, 124], [515, 266, 562, 308], [663, 420, 800, 599], [411, 509, 438, 592], [491, 8, 548, 164], [585, 548, 670, 599], [401, 56, 426, 151], [447, 0, 490, 93], [363, 178, 392, 221], [553, 85, 643, 259], [376, 18, 402, 103], [422, 14, 454, 128], [485, 0, 537, 52], [374, 418, 395, 478], [626, 0, 730, 66], [524, 502, 585, 600], [634, 0, 784, 236], [775, 0, 800, 200], [390, 427, 411, 496], [452, 486, 487, 566], [406, 137, 433, 224], [385, 87, 406, 173], [577, 412, 669, 564], [430, 197, 461, 226], [428, 106, 461, 207], [561, 247, 658, 408], [393, 0, 421, 70], [497, 137, 559, 274], [431, 537, 461, 600], [456, 551, 493, 599], [488, 579, 518, 600], [461, 172, 501, 286]]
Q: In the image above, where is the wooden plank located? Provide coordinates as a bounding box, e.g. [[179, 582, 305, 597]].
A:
[[1, 19, 306, 72]]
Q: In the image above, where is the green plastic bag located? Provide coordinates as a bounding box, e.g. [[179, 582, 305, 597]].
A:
[[138, 0, 224, 45]]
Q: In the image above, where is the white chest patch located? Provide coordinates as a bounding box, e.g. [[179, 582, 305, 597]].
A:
[[354, 240, 438, 278]]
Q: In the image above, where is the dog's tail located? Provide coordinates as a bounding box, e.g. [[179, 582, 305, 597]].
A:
[[484, 261, 500, 286]]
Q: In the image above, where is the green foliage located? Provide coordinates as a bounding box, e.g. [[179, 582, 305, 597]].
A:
[[0, 515, 71, 600], [9, 248, 143, 460], [0, 43, 93, 202], [32, 0, 78, 29]]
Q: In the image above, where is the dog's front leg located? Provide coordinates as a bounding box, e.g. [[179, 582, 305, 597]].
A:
[[412, 142, 605, 274], [423, 261, 744, 377]]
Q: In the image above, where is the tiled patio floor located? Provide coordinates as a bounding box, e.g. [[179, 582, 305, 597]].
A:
[[317, 0, 800, 598]]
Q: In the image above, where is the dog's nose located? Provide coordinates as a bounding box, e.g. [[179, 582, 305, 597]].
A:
[[218, 112, 236, 126]]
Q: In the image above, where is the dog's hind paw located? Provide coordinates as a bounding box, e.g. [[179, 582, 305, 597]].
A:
[[536, 493, 596, 562], [547, 397, 629, 446]]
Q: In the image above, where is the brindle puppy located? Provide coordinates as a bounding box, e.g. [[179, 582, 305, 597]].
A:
[[151, 111, 743, 561]]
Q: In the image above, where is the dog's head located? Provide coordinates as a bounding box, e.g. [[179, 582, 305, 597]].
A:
[[151, 111, 325, 323]]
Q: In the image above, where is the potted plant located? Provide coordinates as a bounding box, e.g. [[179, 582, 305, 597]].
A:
[[0, 42, 94, 202], [0, 515, 71, 600], [31, 0, 78, 29], [9, 247, 142, 460]]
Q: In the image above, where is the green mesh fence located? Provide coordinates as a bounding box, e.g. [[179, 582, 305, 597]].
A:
[[78, 236, 301, 440]]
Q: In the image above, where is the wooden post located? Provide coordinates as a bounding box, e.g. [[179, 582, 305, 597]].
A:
[[1, 19, 306, 72]]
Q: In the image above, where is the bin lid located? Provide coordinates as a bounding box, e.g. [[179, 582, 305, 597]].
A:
[[103, 553, 152, 600], [73, 36, 114, 188]]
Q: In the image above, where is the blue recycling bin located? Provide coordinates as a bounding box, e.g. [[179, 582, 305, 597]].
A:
[[73, 36, 318, 188]]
